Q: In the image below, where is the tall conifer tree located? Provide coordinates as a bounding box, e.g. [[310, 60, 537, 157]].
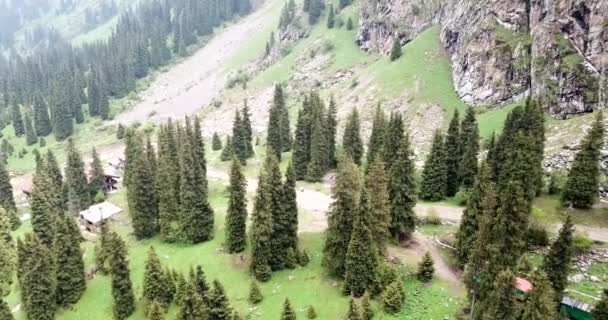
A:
[[459, 107, 479, 190], [21, 235, 56, 320], [0, 160, 18, 229], [89, 148, 106, 199], [55, 215, 87, 307], [476, 269, 517, 320], [389, 134, 417, 241], [225, 159, 248, 253], [542, 215, 574, 302], [283, 163, 299, 253], [520, 271, 557, 320], [420, 131, 447, 201], [326, 96, 338, 169], [292, 101, 312, 179], [342, 109, 363, 165], [383, 113, 404, 170], [366, 105, 387, 165], [127, 134, 158, 239], [33, 95, 52, 137], [365, 158, 391, 253], [66, 140, 91, 213], [444, 110, 461, 196], [250, 155, 276, 281]]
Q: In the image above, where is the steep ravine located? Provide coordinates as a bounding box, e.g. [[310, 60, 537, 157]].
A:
[[357, 0, 608, 118]]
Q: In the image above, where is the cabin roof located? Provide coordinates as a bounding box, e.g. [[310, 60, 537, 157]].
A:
[[515, 277, 533, 293], [561, 296, 594, 312], [79, 202, 123, 224]]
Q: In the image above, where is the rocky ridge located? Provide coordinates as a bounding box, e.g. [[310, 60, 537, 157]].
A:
[[356, 0, 608, 118]]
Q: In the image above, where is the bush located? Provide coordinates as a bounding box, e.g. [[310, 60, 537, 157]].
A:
[[285, 248, 297, 269], [116, 124, 126, 139], [453, 189, 470, 206], [307, 306, 317, 319], [297, 249, 310, 266], [573, 234, 593, 254], [525, 223, 550, 247], [417, 252, 435, 282], [248, 281, 263, 304], [424, 209, 442, 225], [382, 281, 404, 314], [38, 138, 46, 147], [94, 190, 106, 204], [379, 264, 399, 288]]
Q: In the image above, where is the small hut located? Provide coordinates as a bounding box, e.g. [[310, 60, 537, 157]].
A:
[[515, 277, 533, 299], [19, 178, 33, 198], [79, 202, 123, 233], [561, 297, 594, 320]]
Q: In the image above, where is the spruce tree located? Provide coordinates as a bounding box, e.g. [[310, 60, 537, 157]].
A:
[[542, 215, 574, 302], [176, 282, 207, 320], [326, 96, 338, 169], [24, 115, 37, 146], [417, 252, 434, 283], [326, 4, 335, 28], [30, 169, 60, 249], [366, 105, 387, 165], [344, 187, 380, 297], [459, 107, 479, 190], [267, 155, 289, 271], [148, 301, 166, 320], [455, 163, 491, 266], [241, 103, 254, 157], [342, 109, 363, 165], [346, 17, 354, 30], [108, 231, 136, 320], [248, 281, 263, 304], [382, 282, 403, 314], [345, 298, 362, 320], [55, 215, 86, 307], [444, 110, 461, 196], [127, 134, 158, 239], [0, 160, 18, 228], [192, 265, 210, 303], [143, 247, 168, 309], [232, 110, 248, 164], [10, 102, 24, 137], [562, 111, 604, 209], [383, 112, 404, 170], [221, 136, 235, 161], [281, 298, 296, 320], [520, 271, 557, 320], [89, 148, 106, 199], [95, 220, 111, 274], [361, 293, 373, 320], [249, 155, 276, 281], [307, 305, 317, 319], [306, 107, 328, 182], [156, 125, 180, 243], [365, 158, 391, 253], [33, 95, 52, 137], [212, 133, 223, 151], [283, 163, 299, 253], [420, 130, 447, 201], [225, 158, 248, 253], [208, 279, 232, 320], [47, 150, 68, 211], [593, 289, 608, 320], [175, 272, 188, 306], [293, 102, 312, 179], [66, 140, 91, 213], [322, 156, 361, 277], [0, 210, 15, 296], [267, 85, 286, 160], [477, 269, 517, 320], [21, 235, 56, 320], [0, 297, 13, 320], [389, 38, 402, 61], [389, 134, 417, 241]]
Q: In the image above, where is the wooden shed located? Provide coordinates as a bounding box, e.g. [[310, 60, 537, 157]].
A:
[[79, 202, 123, 233], [561, 297, 594, 320]]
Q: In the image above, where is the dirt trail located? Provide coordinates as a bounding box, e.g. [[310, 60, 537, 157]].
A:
[[115, 0, 277, 124]]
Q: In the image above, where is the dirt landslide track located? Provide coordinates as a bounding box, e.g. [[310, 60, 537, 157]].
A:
[[115, 0, 276, 124]]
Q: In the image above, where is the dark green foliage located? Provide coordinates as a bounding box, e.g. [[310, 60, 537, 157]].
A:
[[55, 216, 86, 307], [456, 163, 491, 266], [389, 38, 402, 61], [10, 102, 24, 136], [0, 160, 18, 227], [383, 113, 404, 170], [156, 123, 180, 243], [283, 163, 299, 253], [389, 134, 417, 241], [232, 110, 249, 164], [109, 232, 136, 320], [148, 301, 166, 320], [476, 269, 517, 320], [127, 134, 158, 239], [417, 252, 434, 283], [326, 96, 338, 169], [30, 169, 61, 249], [459, 107, 480, 190], [307, 305, 317, 319], [281, 298, 296, 320], [221, 136, 235, 161], [382, 282, 403, 314], [562, 111, 604, 208], [241, 103, 254, 157], [323, 156, 361, 277], [306, 103, 329, 182], [342, 109, 363, 165], [212, 133, 223, 151], [24, 115, 37, 146], [267, 157, 290, 271], [285, 248, 298, 269], [95, 221, 111, 274], [366, 105, 387, 165], [361, 293, 373, 320], [89, 148, 105, 199], [267, 85, 289, 160], [0, 210, 15, 295], [307, 0, 324, 24], [191, 265, 210, 302], [339, 0, 352, 9], [225, 159, 248, 253], [345, 298, 362, 320], [176, 282, 207, 320], [542, 215, 574, 301], [248, 281, 263, 304], [143, 247, 169, 309], [420, 131, 447, 201], [249, 155, 276, 282], [444, 110, 461, 196], [520, 271, 557, 320], [0, 297, 14, 320], [179, 120, 213, 244], [116, 124, 126, 139], [293, 98, 313, 179], [365, 158, 391, 253], [175, 272, 188, 306], [21, 235, 56, 320], [208, 279, 232, 320], [33, 95, 52, 137], [344, 188, 380, 297], [327, 4, 335, 28], [593, 289, 608, 320], [346, 17, 354, 30], [66, 140, 91, 213], [296, 249, 311, 266]]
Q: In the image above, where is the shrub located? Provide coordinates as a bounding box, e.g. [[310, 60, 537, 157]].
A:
[[417, 252, 435, 282], [573, 234, 593, 254], [297, 249, 310, 266], [346, 17, 354, 30], [285, 248, 297, 269], [38, 138, 46, 147], [307, 305, 317, 319], [248, 281, 263, 304], [382, 281, 404, 314], [453, 189, 470, 206], [116, 124, 126, 139], [94, 190, 106, 204], [525, 223, 550, 247], [424, 209, 442, 225], [379, 264, 399, 288]]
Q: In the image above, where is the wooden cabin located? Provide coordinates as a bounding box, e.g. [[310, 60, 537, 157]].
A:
[[19, 178, 34, 198], [79, 202, 123, 233]]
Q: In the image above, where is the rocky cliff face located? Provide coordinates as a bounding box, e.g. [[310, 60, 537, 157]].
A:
[[357, 0, 608, 118]]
